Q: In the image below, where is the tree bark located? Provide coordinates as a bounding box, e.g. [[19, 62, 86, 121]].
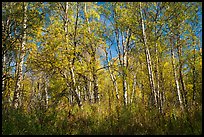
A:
[[110, 65, 119, 100], [159, 69, 165, 112], [104, 48, 119, 100], [176, 39, 187, 107], [89, 72, 93, 103], [92, 58, 99, 103], [170, 37, 184, 111], [13, 2, 27, 109], [155, 43, 162, 112], [122, 32, 128, 106], [64, 2, 82, 108], [122, 28, 131, 106], [44, 75, 49, 110], [192, 43, 196, 104], [139, 2, 157, 107], [84, 2, 99, 103], [131, 74, 137, 104], [2, 50, 6, 94]]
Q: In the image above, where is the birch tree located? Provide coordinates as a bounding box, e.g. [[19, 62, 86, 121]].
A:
[[139, 2, 157, 107], [12, 2, 28, 109]]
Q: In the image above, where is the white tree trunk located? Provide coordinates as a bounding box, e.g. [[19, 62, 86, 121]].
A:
[[177, 41, 187, 107], [170, 38, 184, 111], [109, 65, 119, 100], [104, 49, 119, 100], [131, 74, 137, 104], [44, 75, 49, 109], [64, 2, 82, 108], [123, 32, 128, 106], [84, 2, 99, 103], [13, 2, 27, 109], [155, 43, 162, 112], [139, 2, 157, 107]]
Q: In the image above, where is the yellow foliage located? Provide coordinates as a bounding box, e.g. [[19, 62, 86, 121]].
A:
[[164, 62, 169, 68], [186, 84, 193, 90]]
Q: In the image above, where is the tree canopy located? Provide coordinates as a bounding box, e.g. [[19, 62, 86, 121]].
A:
[[2, 2, 202, 135]]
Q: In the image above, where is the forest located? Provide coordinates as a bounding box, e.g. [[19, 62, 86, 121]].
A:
[[2, 2, 202, 135]]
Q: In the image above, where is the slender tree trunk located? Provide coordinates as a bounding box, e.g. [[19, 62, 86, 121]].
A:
[[131, 74, 137, 104], [177, 42, 187, 107], [70, 2, 80, 104], [114, 6, 125, 105], [13, 2, 27, 109], [64, 2, 82, 108], [70, 66, 82, 107], [28, 77, 35, 112], [122, 32, 128, 106], [37, 81, 42, 104], [44, 76, 49, 110], [115, 29, 122, 101], [170, 37, 184, 111], [104, 49, 119, 100], [123, 76, 128, 106], [192, 43, 196, 104], [154, 4, 163, 111], [84, 2, 99, 103], [121, 28, 132, 106], [110, 67, 119, 100], [92, 59, 99, 103], [139, 2, 157, 107], [155, 43, 163, 113], [160, 69, 165, 111], [62, 71, 82, 108], [2, 10, 7, 94], [64, 2, 69, 42], [78, 74, 90, 102], [89, 72, 93, 103], [2, 51, 6, 93]]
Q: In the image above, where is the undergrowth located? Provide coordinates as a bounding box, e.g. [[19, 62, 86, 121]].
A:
[[2, 103, 202, 135]]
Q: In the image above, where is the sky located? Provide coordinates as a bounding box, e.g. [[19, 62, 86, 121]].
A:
[[97, 2, 202, 61]]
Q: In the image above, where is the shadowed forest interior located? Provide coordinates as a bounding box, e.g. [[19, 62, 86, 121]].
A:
[[2, 2, 202, 135]]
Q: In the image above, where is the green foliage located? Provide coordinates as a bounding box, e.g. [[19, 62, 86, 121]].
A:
[[2, 2, 202, 135]]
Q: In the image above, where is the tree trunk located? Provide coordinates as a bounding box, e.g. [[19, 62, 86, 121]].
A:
[[139, 2, 157, 107], [155, 43, 162, 113], [64, 2, 69, 42], [44, 76, 49, 110], [104, 48, 119, 100], [84, 2, 99, 103], [122, 32, 128, 106], [28, 77, 35, 112], [64, 2, 82, 108], [2, 9, 7, 93], [70, 65, 82, 108], [114, 5, 125, 104], [2, 50, 6, 94], [177, 42, 187, 107], [93, 61, 99, 103], [192, 43, 196, 104], [170, 37, 184, 111], [131, 74, 137, 104], [13, 2, 27, 109], [121, 28, 132, 106], [160, 69, 165, 112], [89, 72, 93, 103], [110, 67, 119, 100]]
